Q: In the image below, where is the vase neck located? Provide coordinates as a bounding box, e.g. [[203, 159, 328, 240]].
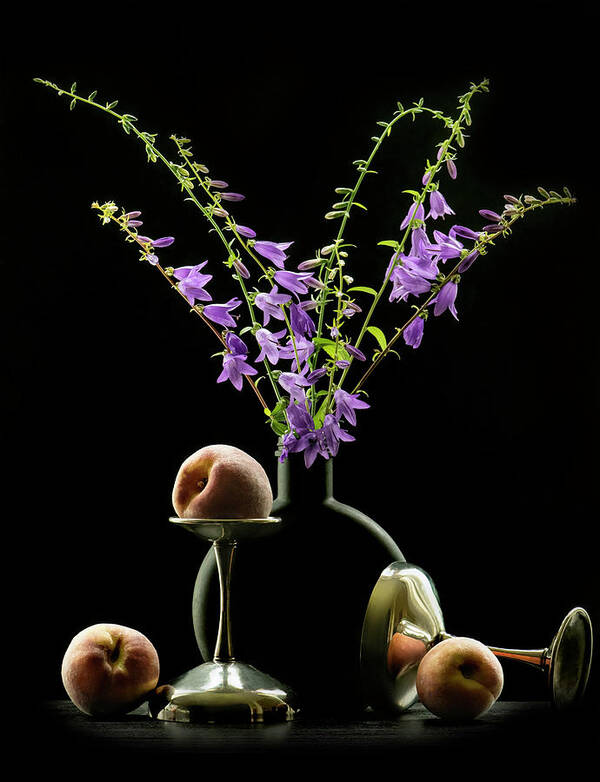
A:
[[275, 453, 334, 504]]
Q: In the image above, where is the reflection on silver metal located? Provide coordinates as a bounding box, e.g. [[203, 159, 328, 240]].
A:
[[148, 517, 296, 723], [360, 561, 593, 714], [360, 562, 446, 713], [488, 606, 593, 711]]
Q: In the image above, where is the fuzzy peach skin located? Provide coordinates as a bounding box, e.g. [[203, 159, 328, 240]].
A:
[[61, 623, 160, 716], [172, 444, 273, 519], [416, 636, 504, 720]]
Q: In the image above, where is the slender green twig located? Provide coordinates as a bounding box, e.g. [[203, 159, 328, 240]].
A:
[[92, 202, 271, 410], [351, 191, 576, 393], [37, 80, 288, 414], [329, 78, 490, 409]]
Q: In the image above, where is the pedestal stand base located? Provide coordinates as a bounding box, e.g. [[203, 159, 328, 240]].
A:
[[148, 661, 296, 723]]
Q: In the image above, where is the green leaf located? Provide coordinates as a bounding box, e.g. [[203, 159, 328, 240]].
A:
[[88, 90, 97, 101], [312, 338, 350, 361], [402, 190, 421, 197], [366, 326, 387, 351], [348, 286, 378, 296], [313, 398, 329, 430], [377, 240, 400, 249], [270, 418, 289, 436]]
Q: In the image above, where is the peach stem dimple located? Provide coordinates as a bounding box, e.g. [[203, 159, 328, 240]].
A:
[[459, 663, 476, 679], [110, 640, 121, 663]]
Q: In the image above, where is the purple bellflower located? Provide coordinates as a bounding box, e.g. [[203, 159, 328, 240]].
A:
[[387, 252, 438, 302], [173, 262, 213, 305], [321, 413, 355, 457], [255, 328, 286, 365], [254, 241, 294, 268], [273, 270, 315, 297], [334, 388, 370, 426], [217, 332, 258, 391], [426, 230, 464, 263], [290, 302, 316, 337], [278, 371, 313, 404], [254, 286, 291, 326], [433, 280, 459, 320], [403, 316, 425, 349], [427, 190, 455, 220], [400, 201, 425, 229], [203, 297, 242, 328], [279, 335, 315, 372]]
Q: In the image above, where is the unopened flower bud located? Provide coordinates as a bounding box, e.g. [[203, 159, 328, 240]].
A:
[[478, 209, 502, 222], [152, 236, 175, 248], [451, 225, 480, 241], [297, 259, 322, 270], [235, 224, 256, 239], [233, 258, 251, 279], [458, 249, 479, 273], [221, 192, 245, 202]]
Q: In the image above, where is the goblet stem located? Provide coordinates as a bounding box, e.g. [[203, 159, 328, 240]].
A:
[[213, 540, 236, 663], [487, 645, 549, 672]]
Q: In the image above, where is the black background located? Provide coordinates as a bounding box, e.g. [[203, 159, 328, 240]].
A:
[[2, 1, 598, 714]]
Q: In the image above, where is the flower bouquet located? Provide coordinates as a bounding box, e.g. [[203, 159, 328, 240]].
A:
[[35, 77, 575, 468]]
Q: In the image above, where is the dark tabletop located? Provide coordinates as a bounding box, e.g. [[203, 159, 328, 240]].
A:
[[35, 699, 597, 774]]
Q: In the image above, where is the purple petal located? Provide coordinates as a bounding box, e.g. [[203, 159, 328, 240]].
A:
[[220, 192, 245, 202], [235, 224, 256, 239], [151, 236, 175, 248], [451, 225, 481, 241]]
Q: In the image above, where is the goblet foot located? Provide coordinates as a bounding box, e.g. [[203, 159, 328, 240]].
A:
[[148, 661, 296, 723]]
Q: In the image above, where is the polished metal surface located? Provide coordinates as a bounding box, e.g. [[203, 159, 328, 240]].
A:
[[361, 561, 593, 714], [360, 561, 446, 713], [150, 516, 296, 723], [488, 606, 593, 710], [148, 661, 295, 723], [168, 516, 282, 543]]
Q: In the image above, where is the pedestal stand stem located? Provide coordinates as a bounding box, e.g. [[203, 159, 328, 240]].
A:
[[213, 540, 236, 663]]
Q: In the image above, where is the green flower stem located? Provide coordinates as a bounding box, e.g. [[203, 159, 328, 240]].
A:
[[168, 136, 288, 408], [40, 81, 280, 413], [351, 192, 576, 394], [335, 79, 490, 397], [236, 272, 284, 408], [314, 104, 437, 412], [314, 104, 426, 356], [169, 135, 270, 278], [95, 204, 271, 411]]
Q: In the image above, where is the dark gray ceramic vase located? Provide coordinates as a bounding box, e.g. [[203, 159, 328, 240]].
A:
[[192, 451, 405, 716]]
